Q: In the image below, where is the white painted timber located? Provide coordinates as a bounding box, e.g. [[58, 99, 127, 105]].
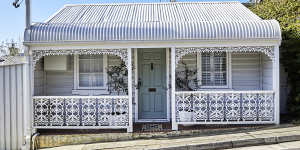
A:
[[127, 48, 133, 132], [0, 62, 31, 150], [171, 47, 178, 130], [274, 46, 280, 124]]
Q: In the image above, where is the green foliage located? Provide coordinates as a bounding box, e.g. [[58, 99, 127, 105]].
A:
[[8, 43, 20, 56], [106, 62, 128, 95], [176, 61, 198, 91], [250, 0, 300, 115]]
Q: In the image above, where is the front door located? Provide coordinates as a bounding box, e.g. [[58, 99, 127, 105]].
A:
[[138, 48, 167, 119]]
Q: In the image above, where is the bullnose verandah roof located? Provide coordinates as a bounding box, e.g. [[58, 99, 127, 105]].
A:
[[24, 1, 281, 43]]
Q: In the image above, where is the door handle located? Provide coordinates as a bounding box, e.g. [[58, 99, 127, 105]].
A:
[[137, 78, 142, 89]]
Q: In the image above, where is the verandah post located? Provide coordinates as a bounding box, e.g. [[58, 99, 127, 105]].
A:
[[273, 45, 280, 124], [171, 47, 178, 130], [127, 48, 133, 132]]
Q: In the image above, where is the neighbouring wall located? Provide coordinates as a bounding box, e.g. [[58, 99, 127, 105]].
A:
[[0, 63, 29, 150]]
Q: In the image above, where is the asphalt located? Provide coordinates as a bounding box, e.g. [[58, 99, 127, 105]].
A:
[[41, 125, 300, 150]]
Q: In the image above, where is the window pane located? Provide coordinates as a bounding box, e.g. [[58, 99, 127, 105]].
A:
[[91, 73, 104, 87], [78, 55, 104, 87], [202, 72, 212, 86], [214, 72, 227, 86], [213, 52, 226, 86], [79, 59, 90, 73], [201, 53, 210, 72], [79, 74, 89, 87]]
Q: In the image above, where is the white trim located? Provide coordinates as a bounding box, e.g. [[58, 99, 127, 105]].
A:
[[28, 40, 280, 51], [33, 95, 129, 99], [196, 52, 231, 89], [178, 121, 276, 125], [134, 48, 138, 122], [171, 47, 178, 130], [135, 119, 169, 123], [273, 46, 280, 124], [127, 48, 133, 132], [175, 90, 274, 94], [166, 48, 170, 122], [33, 126, 128, 129]]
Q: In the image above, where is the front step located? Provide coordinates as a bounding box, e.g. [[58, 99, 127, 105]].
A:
[[35, 124, 293, 149]]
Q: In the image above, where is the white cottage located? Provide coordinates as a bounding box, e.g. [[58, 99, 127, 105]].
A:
[[23, 1, 281, 133]]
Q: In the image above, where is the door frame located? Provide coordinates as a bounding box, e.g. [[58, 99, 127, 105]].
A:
[[134, 48, 170, 122]]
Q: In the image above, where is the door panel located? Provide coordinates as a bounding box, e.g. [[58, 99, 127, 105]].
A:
[[138, 48, 167, 119]]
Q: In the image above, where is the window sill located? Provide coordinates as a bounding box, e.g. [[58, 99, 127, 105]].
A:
[[72, 89, 110, 96]]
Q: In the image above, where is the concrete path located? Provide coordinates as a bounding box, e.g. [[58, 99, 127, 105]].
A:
[[231, 141, 300, 150], [41, 126, 300, 150]]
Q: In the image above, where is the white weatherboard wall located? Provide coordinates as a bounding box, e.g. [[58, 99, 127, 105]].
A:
[[231, 53, 261, 90], [0, 63, 30, 150]]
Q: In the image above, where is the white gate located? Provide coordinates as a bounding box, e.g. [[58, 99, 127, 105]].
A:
[[0, 56, 31, 150]]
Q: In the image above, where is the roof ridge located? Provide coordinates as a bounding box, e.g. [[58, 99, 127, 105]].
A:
[[64, 1, 241, 7]]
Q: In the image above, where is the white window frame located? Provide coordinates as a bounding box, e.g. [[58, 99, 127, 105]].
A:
[[74, 54, 108, 90], [197, 52, 232, 89]]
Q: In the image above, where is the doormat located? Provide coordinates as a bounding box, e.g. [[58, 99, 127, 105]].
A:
[[141, 124, 163, 132]]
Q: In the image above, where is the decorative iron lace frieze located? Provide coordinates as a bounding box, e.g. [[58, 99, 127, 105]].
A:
[[175, 46, 274, 65], [32, 49, 128, 69], [175, 91, 275, 123]]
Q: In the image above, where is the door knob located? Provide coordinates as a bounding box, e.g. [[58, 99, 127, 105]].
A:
[[137, 78, 142, 89]]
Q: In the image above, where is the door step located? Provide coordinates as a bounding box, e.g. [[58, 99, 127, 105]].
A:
[[134, 122, 172, 132]]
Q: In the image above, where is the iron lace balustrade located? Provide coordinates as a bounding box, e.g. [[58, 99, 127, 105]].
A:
[[33, 96, 129, 129], [175, 91, 275, 124]]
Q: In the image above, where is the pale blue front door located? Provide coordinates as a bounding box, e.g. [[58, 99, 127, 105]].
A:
[[138, 48, 167, 119]]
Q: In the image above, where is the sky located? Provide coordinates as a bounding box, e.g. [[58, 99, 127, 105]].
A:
[[0, 0, 248, 42]]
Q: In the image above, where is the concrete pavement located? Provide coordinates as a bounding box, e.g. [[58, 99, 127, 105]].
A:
[[41, 126, 300, 150], [231, 141, 300, 150]]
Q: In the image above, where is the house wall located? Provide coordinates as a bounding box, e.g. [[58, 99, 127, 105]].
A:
[[176, 52, 266, 91], [34, 58, 45, 96], [231, 53, 261, 90], [262, 54, 273, 90], [45, 56, 73, 96], [36, 55, 127, 96]]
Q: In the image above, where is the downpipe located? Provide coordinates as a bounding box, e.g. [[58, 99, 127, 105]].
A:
[[31, 132, 40, 150]]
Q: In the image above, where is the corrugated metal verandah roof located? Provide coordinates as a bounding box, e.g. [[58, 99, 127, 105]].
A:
[[24, 1, 281, 43]]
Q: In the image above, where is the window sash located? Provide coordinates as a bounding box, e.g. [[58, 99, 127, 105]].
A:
[[198, 52, 229, 88], [76, 55, 107, 89]]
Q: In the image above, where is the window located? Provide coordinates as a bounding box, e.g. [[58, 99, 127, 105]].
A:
[[75, 55, 107, 89], [198, 52, 230, 88]]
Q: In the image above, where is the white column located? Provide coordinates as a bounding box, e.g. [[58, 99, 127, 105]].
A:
[[127, 48, 133, 132], [171, 47, 178, 130], [273, 45, 280, 124]]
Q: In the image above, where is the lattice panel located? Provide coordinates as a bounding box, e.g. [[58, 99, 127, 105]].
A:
[[33, 96, 129, 127], [175, 91, 275, 123]]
